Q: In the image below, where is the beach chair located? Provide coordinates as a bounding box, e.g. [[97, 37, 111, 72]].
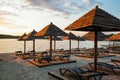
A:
[[89, 62, 120, 75], [38, 56, 51, 63], [37, 51, 51, 63], [111, 58, 120, 62], [14, 51, 22, 56], [59, 67, 105, 80], [53, 51, 70, 60], [59, 54, 70, 60], [22, 50, 36, 57]]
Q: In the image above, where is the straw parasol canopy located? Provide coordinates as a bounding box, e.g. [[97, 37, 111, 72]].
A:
[[62, 32, 78, 54], [17, 33, 26, 54], [106, 33, 120, 41], [105, 33, 120, 49], [77, 36, 85, 41], [23, 29, 37, 40], [23, 29, 37, 57], [65, 6, 120, 31], [65, 6, 120, 72], [35, 22, 68, 59], [17, 33, 26, 41], [82, 32, 108, 41], [35, 22, 68, 36], [62, 32, 78, 40]]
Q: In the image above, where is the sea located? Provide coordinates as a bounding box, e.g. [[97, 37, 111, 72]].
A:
[[0, 39, 114, 53]]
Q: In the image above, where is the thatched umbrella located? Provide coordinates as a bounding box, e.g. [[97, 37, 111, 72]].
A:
[[62, 32, 78, 54], [106, 33, 120, 49], [23, 29, 37, 57], [35, 22, 68, 59], [82, 32, 108, 41], [17, 33, 26, 41], [17, 33, 26, 54], [65, 6, 120, 72], [77, 36, 85, 50], [106, 33, 120, 41]]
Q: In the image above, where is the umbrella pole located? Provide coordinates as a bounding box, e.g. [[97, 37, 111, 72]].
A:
[[24, 40, 26, 56], [109, 40, 110, 48], [69, 38, 71, 54], [94, 31, 98, 72], [113, 41, 114, 50], [109, 40, 111, 52], [33, 39, 35, 58], [50, 36, 52, 60], [54, 39, 56, 52], [78, 40, 79, 50]]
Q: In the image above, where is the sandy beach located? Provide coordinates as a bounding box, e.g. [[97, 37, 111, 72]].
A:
[[0, 53, 120, 80]]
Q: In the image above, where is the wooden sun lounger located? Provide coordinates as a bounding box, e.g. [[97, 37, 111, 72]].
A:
[[33, 51, 51, 63], [111, 58, 120, 62], [53, 54, 70, 60], [60, 54, 70, 60], [59, 67, 105, 80], [89, 62, 120, 75], [38, 56, 51, 63], [14, 51, 22, 56], [15, 50, 35, 56]]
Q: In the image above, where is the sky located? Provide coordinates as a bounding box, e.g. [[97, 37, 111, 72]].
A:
[[0, 0, 120, 36]]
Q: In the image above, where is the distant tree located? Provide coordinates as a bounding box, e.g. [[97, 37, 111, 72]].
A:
[[0, 34, 19, 39]]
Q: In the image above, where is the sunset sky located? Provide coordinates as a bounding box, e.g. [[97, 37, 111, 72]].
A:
[[0, 0, 120, 36]]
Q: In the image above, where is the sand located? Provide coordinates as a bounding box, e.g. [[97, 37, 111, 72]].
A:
[[0, 53, 120, 80], [0, 53, 40, 80]]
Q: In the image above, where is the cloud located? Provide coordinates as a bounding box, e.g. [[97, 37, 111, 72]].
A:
[[82, 0, 103, 6], [0, 10, 18, 17], [0, 10, 27, 29], [0, 12, 27, 29], [25, 0, 86, 15], [24, 0, 103, 18], [0, 0, 104, 19], [0, 18, 27, 29]]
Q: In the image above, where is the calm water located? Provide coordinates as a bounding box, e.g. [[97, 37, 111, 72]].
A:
[[0, 39, 110, 53]]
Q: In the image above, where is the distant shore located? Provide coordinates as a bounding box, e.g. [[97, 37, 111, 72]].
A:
[[0, 38, 17, 39], [0, 34, 19, 39]]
